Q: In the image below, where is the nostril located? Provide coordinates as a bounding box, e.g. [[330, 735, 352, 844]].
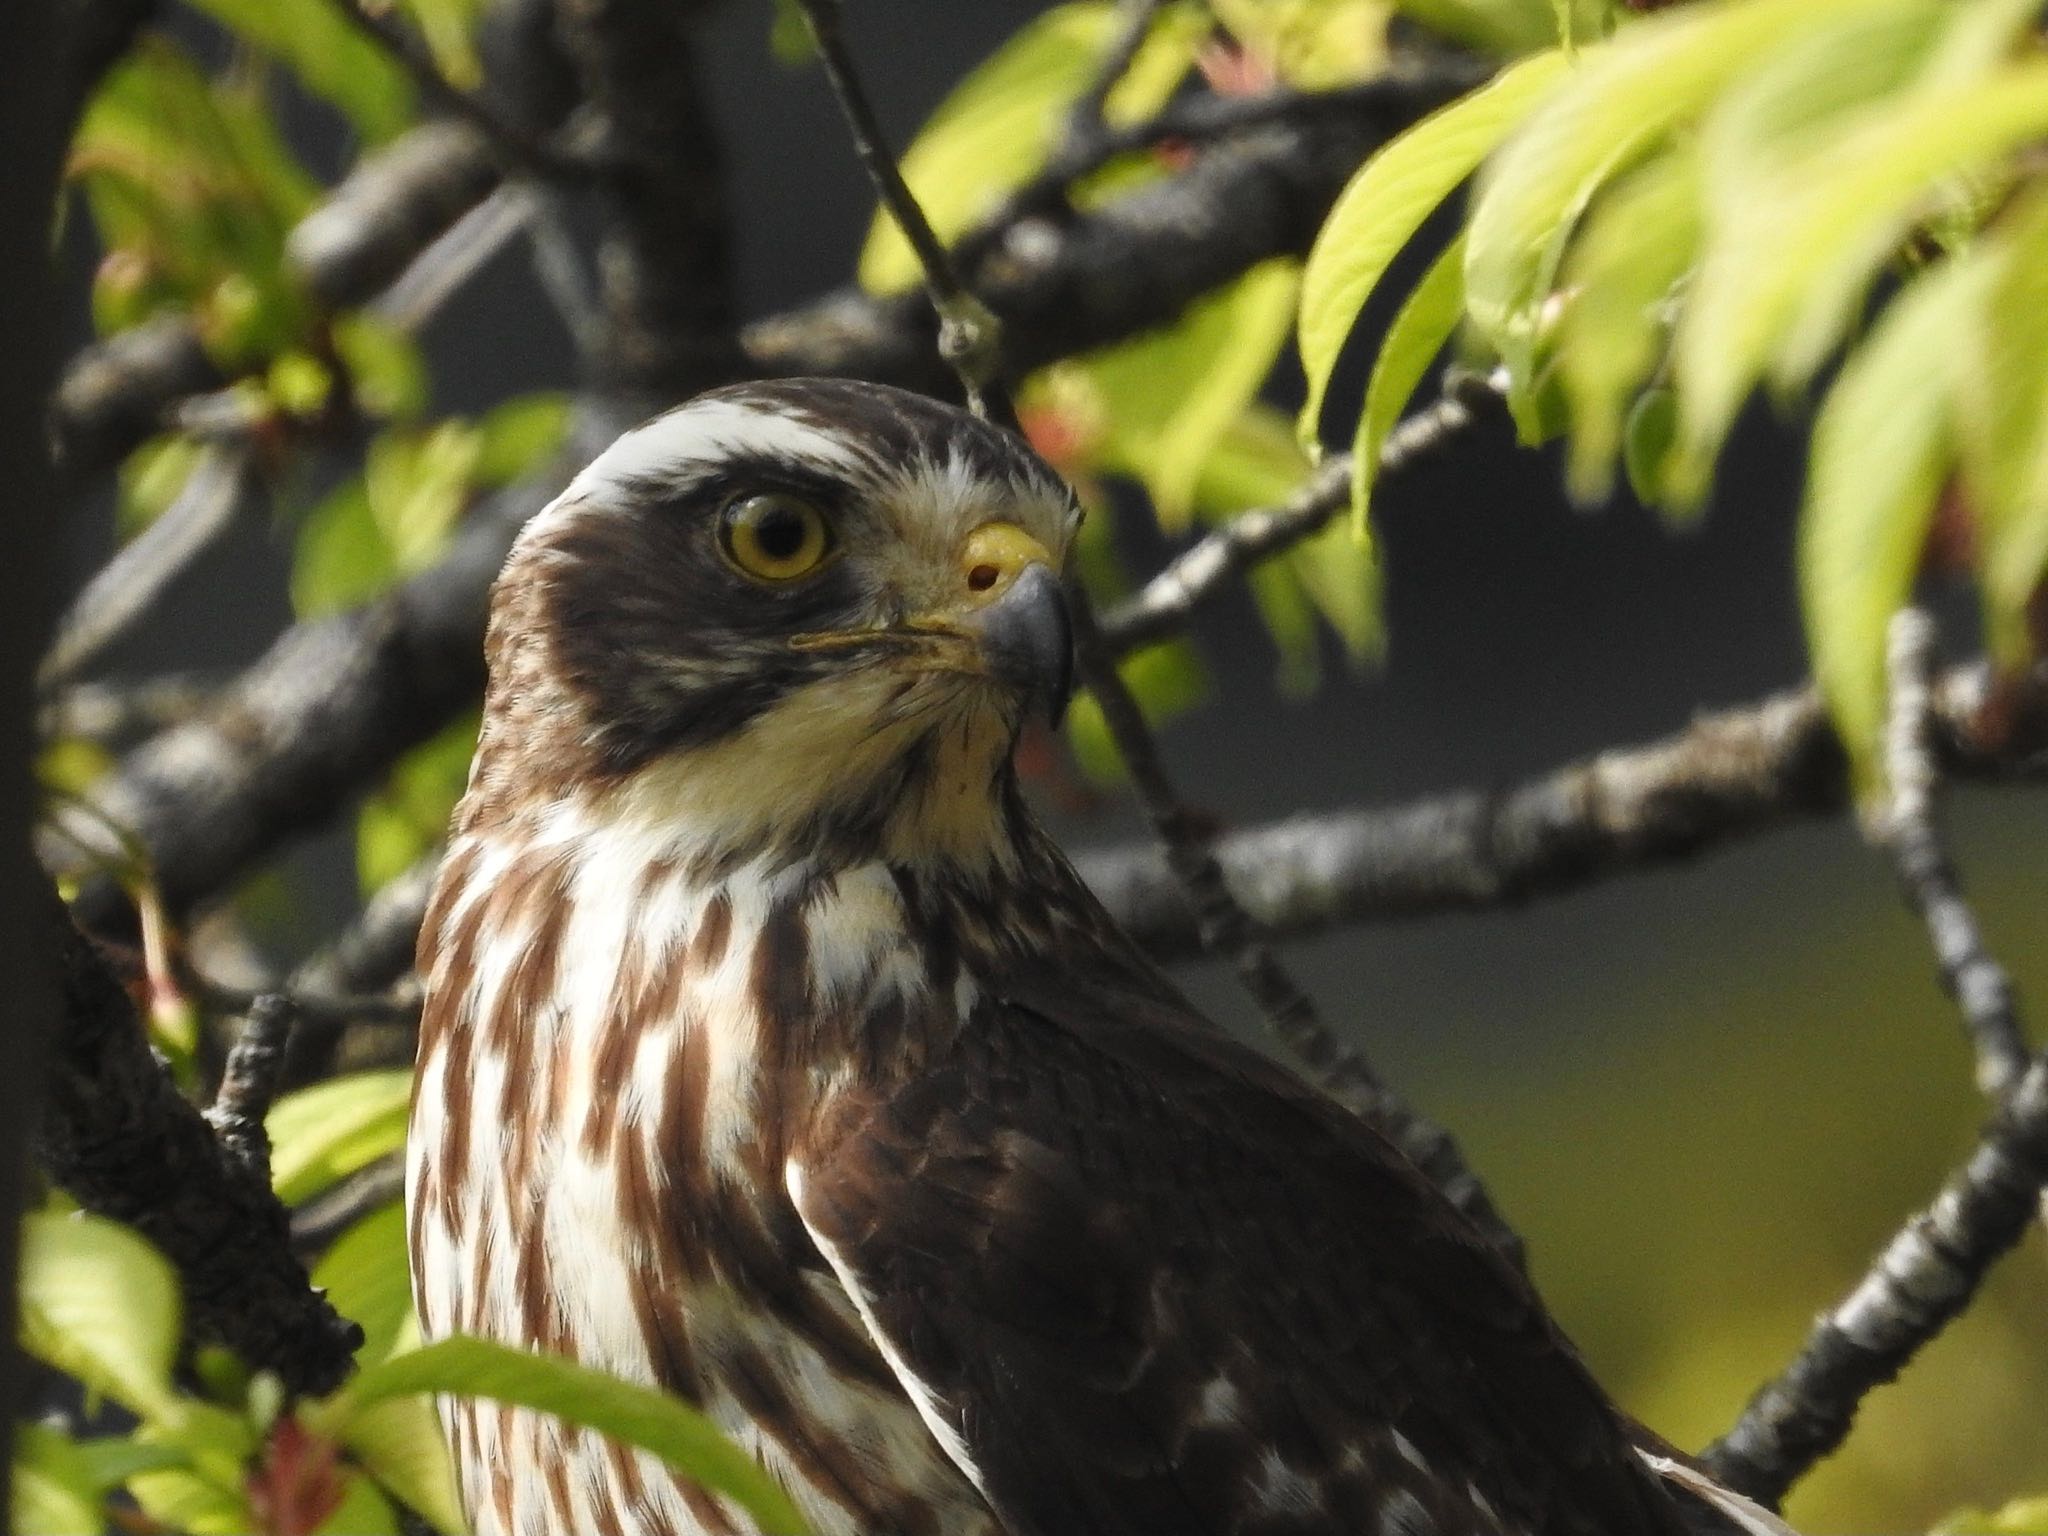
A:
[[967, 563, 1001, 593]]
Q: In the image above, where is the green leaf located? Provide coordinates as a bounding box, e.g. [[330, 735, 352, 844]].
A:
[[18, 1211, 182, 1421], [316, 1469, 404, 1535], [183, 0, 415, 142], [312, 1203, 413, 1368], [333, 315, 429, 422], [292, 424, 482, 617], [1351, 230, 1467, 529], [1622, 387, 1678, 508], [267, 1069, 413, 1205], [1800, 251, 1989, 800], [292, 478, 393, 618], [1298, 48, 1570, 448], [357, 711, 479, 895], [475, 393, 574, 487], [343, 1336, 810, 1534], [398, 0, 490, 91], [327, 1394, 465, 1536], [1935, 1494, 2048, 1535], [1465, 0, 1875, 429], [1088, 260, 1301, 529], [117, 434, 205, 537], [858, 3, 1202, 292], [1957, 189, 2048, 668], [11, 1425, 105, 1536], [1556, 146, 1700, 503], [1065, 641, 1209, 781]]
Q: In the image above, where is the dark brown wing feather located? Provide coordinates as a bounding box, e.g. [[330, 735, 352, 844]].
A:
[[792, 971, 1693, 1536]]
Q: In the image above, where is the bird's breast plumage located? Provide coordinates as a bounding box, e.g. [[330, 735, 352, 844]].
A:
[[407, 805, 1008, 1536]]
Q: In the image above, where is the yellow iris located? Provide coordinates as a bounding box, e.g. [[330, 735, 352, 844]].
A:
[[720, 493, 834, 583]]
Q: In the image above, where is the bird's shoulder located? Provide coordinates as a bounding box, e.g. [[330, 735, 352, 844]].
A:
[[790, 967, 1689, 1536]]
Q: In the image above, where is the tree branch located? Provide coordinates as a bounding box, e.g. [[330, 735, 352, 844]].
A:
[[37, 889, 361, 1395], [1700, 1049, 2048, 1507]]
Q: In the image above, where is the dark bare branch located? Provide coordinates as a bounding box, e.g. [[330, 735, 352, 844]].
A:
[[1701, 1049, 2048, 1506], [38, 889, 360, 1395]]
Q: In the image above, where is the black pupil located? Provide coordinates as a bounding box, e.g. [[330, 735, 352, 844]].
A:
[[753, 503, 809, 562]]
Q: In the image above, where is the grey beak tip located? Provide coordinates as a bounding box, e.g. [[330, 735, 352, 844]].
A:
[[977, 563, 1074, 727]]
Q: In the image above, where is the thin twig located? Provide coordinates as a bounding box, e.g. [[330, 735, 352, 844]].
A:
[[1071, 589, 1525, 1258], [1880, 609, 2030, 1096], [205, 992, 302, 1173], [38, 448, 259, 691], [371, 183, 536, 333], [291, 1153, 405, 1254], [318, 0, 583, 177], [1103, 381, 1493, 656], [793, 0, 1007, 416], [1701, 1050, 2048, 1507]]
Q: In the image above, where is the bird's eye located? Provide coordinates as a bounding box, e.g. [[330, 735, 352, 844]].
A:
[[720, 493, 834, 583]]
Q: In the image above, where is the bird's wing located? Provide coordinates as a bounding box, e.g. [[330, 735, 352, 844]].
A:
[[786, 971, 1693, 1536]]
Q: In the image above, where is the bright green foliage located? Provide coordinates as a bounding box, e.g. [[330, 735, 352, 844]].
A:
[[18, 1210, 184, 1422], [314, 1203, 416, 1369], [1208, 0, 1390, 87], [266, 1068, 412, 1205], [183, 0, 415, 142], [356, 711, 481, 896], [344, 1337, 811, 1533], [72, 38, 320, 359], [1349, 231, 1466, 533], [1311, 0, 2048, 791], [858, 2, 1207, 293], [1296, 48, 1570, 463], [1395, 0, 1614, 55]]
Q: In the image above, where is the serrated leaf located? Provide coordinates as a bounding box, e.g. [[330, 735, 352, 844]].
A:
[[1801, 251, 1990, 800], [184, 0, 414, 142], [343, 1336, 809, 1534], [1352, 230, 1466, 528], [18, 1211, 182, 1422], [1465, 0, 1875, 430], [312, 1203, 413, 1368], [1299, 48, 1568, 449], [268, 1069, 413, 1205], [858, 3, 1202, 293]]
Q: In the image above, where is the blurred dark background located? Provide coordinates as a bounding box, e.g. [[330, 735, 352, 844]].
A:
[[49, 3, 2048, 1527]]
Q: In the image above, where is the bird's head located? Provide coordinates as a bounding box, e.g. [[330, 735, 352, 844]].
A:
[[473, 379, 1082, 869]]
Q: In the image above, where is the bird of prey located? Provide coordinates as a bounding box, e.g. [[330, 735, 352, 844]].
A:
[[406, 379, 1787, 1536]]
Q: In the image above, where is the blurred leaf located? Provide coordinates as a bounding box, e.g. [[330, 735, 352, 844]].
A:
[[118, 435, 205, 536], [1065, 641, 1209, 781], [357, 711, 478, 895], [768, 0, 817, 64], [475, 393, 574, 486], [1209, 0, 1390, 87], [333, 315, 430, 422], [18, 1211, 182, 1421], [315, 1469, 403, 1535], [268, 350, 335, 418], [292, 479, 392, 618], [1298, 48, 1568, 448], [1621, 387, 1678, 508], [1351, 229, 1466, 529], [312, 1203, 412, 1368], [324, 1394, 465, 1536], [37, 738, 116, 798], [399, 0, 490, 91], [1557, 147, 1699, 502], [10, 1425, 104, 1536], [343, 1336, 809, 1534], [292, 423, 482, 617], [184, 0, 415, 142], [267, 1069, 413, 1205], [859, 2, 1203, 292], [1800, 251, 1989, 800], [1395, 0, 1611, 55], [1465, 0, 1872, 434], [1935, 1495, 2048, 1535], [1672, 10, 2048, 498], [1088, 260, 1301, 529]]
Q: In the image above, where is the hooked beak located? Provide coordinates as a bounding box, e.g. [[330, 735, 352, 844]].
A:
[[962, 559, 1073, 727]]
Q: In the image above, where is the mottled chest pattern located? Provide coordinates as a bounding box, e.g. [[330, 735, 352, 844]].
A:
[[404, 810, 1114, 1536]]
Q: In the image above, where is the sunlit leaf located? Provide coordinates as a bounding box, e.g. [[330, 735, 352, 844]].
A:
[[858, 2, 1203, 292], [475, 393, 574, 486], [324, 1394, 465, 1536], [1066, 642, 1209, 781], [18, 1211, 182, 1422], [333, 315, 430, 422], [1935, 1494, 2048, 1535], [399, 0, 490, 91], [1465, 0, 1873, 432], [1957, 189, 2048, 669], [10, 1425, 104, 1536], [313, 1203, 413, 1369], [184, 0, 415, 142], [314, 1469, 403, 1535], [357, 712, 479, 895], [1209, 0, 1390, 87], [1351, 230, 1466, 529], [1298, 48, 1569, 448], [267, 1069, 413, 1205], [1086, 260, 1301, 529], [1800, 251, 1990, 799], [343, 1336, 809, 1533]]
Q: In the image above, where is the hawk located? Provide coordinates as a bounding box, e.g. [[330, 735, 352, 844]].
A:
[[406, 379, 1785, 1536]]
